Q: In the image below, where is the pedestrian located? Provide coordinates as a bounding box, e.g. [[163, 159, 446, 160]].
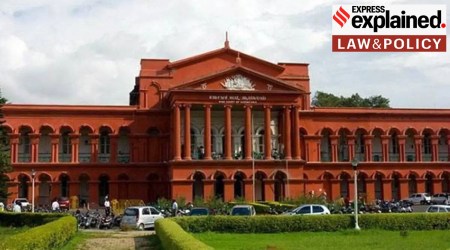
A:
[[52, 198, 60, 212], [13, 200, 21, 213], [172, 199, 178, 217], [104, 195, 111, 216]]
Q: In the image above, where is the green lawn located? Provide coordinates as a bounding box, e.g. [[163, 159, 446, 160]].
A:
[[193, 230, 450, 250]]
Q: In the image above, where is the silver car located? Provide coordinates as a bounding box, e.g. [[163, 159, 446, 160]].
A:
[[431, 193, 449, 205], [120, 206, 164, 230], [407, 193, 431, 205], [287, 204, 331, 215]]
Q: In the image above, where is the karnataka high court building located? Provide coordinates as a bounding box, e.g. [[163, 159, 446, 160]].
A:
[[2, 40, 450, 206]]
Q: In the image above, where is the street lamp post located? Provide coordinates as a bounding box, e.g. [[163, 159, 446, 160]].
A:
[[351, 158, 360, 230], [31, 169, 36, 213]]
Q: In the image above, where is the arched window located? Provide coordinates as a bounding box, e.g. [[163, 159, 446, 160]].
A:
[[99, 131, 110, 154]]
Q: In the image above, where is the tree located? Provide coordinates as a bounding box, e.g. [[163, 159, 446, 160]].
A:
[[0, 90, 11, 203], [311, 91, 390, 108]]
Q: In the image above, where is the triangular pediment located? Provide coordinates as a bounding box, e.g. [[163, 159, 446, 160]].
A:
[[168, 47, 285, 72], [171, 66, 305, 93]]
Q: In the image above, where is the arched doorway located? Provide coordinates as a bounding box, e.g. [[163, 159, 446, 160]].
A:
[[18, 174, 30, 198], [274, 171, 286, 201], [79, 174, 90, 207], [442, 172, 450, 193], [358, 173, 367, 200], [425, 172, 434, 194], [322, 172, 333, 200], [374, 173, 384, 200], [59, 174, 70, 198], [391, 173, 401, 200], [339, 172, 351, 199], [38, 174, 51, 206], [192, 172, 205, 200], [98, 175, 109, 206], [214, 172, 225, 200], [255, 171, 266, 201], [408, 174, 418, 194], [146, 173, 160, 203], [234, 172, 245, 199]]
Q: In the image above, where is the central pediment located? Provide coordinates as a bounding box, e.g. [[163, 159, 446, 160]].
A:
[[170, 66, 305, 93]]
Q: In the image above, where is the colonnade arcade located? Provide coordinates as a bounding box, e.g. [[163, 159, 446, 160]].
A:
[[317, 127, 450, 163], [4, 171, 169, 206], [320, 170, 450, 202], [171, 103, 302, 161]]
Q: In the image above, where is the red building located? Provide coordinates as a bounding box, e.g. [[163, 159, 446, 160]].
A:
[[2, 41, 450, 206]]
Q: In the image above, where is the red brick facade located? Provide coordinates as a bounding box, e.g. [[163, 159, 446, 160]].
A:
[[2, 44, 449, 206]]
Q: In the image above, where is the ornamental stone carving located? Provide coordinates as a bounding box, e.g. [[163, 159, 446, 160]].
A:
[[221, 74, 255, 90]]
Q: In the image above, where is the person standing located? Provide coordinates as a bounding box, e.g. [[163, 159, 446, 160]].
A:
[[172, 199, 178, 217], [104, 195, 111, 216], [13, 201, 21, 213], [51, 199, 60, 212]]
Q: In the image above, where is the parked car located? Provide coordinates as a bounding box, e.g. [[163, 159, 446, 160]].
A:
[[407, 193, 431, 205], [431, 193, 449, 205], [57, 197, 70, 211], [12, 198, 30, 211], [120, 206, 164, 230], [230, 205, 256, 216], [286, 204, 331, 215], [426, 205, 450, 213], [189, 207, 210, 216]]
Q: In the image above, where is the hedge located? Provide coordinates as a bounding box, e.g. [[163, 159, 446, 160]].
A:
[[155, 219, 213, 250], [0, 215, 77, 250], [0, 212, 62, 227], [172, 213, 450, 233]]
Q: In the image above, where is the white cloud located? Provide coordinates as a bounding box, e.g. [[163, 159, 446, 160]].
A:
[[0, 0, 449, 108]]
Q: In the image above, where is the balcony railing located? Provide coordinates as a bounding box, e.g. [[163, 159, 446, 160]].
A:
[[98, 154, 110, 163], [320, 152, 331, 162], [18, 153, 31, 162], [389, 153, 400, 162], [372, 152, 383, 162], [354, 153, 365, 162], [422, 154, 432, 162], [118, 154, 130, 163], [79, 153, 90, 163], [439, 151, 449, 161], [38, 153, 51, 162], [406, 154, 415, 161], [59, 154, 71, 162]]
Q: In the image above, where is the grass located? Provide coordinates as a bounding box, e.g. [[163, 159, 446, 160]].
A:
[[59, 231, 95, 250], [193, 230, 450, 250]]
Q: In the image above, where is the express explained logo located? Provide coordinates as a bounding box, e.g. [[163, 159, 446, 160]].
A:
[[332, 5, 447, 52], [333, 6, 350, 28]]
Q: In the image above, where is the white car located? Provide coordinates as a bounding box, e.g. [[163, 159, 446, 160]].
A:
[[287, 204, 330, 215], [12, 198, 30, 210], [407, 193, 431, 205], [120, 206, 164, 230], [426, 205, 450, 213]]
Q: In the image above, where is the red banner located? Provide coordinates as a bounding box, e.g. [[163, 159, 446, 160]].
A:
[[332, 35, 446, 52]]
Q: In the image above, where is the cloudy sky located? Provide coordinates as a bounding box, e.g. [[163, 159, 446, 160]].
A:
[[0, 0, 448, 108]]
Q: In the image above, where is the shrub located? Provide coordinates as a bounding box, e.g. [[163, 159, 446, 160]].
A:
[[155, 219, 213, 250], [172, 213, 450, 233], [0, 215, 77, 250], [0, 212, 62, 227]]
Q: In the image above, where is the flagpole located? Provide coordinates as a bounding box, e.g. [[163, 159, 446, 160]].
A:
[[252, 111, 255, 202]]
